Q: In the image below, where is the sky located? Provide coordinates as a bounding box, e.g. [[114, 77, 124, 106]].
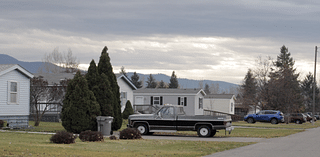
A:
[[1, 0, 320, 84]]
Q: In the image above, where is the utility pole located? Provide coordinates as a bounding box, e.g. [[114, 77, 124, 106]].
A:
[[313, 46, 317, 125]]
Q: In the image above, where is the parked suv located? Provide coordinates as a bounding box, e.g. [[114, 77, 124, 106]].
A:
[[304, 113, 317, 123], [244, 110, 284, 124], [287, 113, 307, 124]]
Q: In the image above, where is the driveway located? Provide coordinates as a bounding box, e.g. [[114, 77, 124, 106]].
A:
[[205, 127, 320, 157]]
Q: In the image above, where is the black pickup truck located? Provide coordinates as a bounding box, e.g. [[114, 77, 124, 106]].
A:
[[127, 105, 233, 137]]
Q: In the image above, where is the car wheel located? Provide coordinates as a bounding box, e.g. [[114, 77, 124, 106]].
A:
[[209, 129, 217, 137], [135, 123, 149, 135], [247, 118, 255, 123], [271, 118, 278, 124], [295, 120, 301, 124], [197, 125, 212, 137]]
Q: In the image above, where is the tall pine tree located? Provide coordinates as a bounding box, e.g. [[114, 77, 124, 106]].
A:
[[61, 71, 101, 133], [266, 45, 303, 113], [240, 69, 258, 112], [146, 74, 157, 88], [97, 46, 122, 131], [131, 72, 143, 88], [169, 71, 179, 88]]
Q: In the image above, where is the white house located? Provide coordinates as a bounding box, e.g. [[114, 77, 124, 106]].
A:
[[133, 88, 206, 115], [116, 74, 137, 112], [0, 64, 33, 128], [203, 94, 236, 115]]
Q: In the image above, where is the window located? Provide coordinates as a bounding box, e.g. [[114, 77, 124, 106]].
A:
[[178, 97, 187, 106], [8, 81, 18, 104], [199, 98, 203, 109], [231, 103, 234, 112], [151, 96, 163, 105]]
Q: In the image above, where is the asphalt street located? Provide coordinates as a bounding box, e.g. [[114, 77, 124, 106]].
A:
[[205, 127, 320, 157]]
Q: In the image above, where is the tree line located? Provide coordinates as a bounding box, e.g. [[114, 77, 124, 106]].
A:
[[240, 45, 320, 114]]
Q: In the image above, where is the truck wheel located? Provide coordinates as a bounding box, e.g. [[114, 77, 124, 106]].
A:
[[135, 123, 149, 135], [247, 118, 255, 123], [197, 125, 212, 137], [209, 129, 217, 137], [271, 118, 278, 124]]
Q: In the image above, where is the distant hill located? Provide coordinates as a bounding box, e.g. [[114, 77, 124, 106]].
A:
[[126, 73, 239, 93], [0, 54, 239, 93], [0, 54, 64, 74]]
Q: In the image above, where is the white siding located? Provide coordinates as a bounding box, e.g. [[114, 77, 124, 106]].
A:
[[117, 78, 134, 112], [204, 97, 235, 114], [0, 70, 30, 116]]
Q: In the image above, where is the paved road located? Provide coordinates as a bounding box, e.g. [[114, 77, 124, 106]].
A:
[[205, 127, 320, 157]]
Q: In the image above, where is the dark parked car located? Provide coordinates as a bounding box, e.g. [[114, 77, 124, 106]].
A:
[[304, 113, 317, 122], [244, 110, 284, 124], [287, 113, 307, 124]]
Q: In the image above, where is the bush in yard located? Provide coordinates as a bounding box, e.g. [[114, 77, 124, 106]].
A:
[[50, 131, 77, 144], [122, 100, 134, 119], [119, 128, 142, 140], [79, 130, 104, 142], [0, 120, 4, 128], [61, 71, 101, 134], [109, 135, 117, 140]]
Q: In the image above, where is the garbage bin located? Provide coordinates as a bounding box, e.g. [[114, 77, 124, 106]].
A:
[[96, 116, 113, 136]]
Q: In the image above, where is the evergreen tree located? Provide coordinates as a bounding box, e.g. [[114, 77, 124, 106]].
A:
[[94, 73, 114, 116], [169, 71, 179, 88], [204, 83, 210, 94], [61, 71, 101, 133], [122, 100, 134, 119], [131, 72, 143, 88], [240, 69, 258, 112], [97, 46, 122, 131], [301, 72, 320, 112], [85, 60, 99, 91], [158, 80, 167, 88], [266, 45, 303, 113], [146, 74, 157, 88]]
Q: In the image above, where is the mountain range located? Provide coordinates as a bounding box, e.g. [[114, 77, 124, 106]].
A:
[[0, 54, 238, 92]]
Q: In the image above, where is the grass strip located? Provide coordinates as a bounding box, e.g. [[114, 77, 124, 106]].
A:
[[233, 120, 320, 129], [0, 132, 254, 157]]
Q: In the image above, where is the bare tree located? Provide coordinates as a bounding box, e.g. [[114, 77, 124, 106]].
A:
[[40, 47, 79, 73], [30, 76, 69, 126]]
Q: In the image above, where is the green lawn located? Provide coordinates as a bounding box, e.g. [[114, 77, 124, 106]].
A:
[[0, 132, 253, 157], [233, 120, 320, 129]]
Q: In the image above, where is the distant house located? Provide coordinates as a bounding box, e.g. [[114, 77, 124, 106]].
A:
[[0, 64, 33, 128], [116, 74, 137, 112], [203, 94, 236, 115], [133, 88, 206, 115]]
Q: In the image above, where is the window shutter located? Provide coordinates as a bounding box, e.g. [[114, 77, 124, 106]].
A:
[[160, 96, 163, 105], [178, 97, 180, 105], [184, 97, 187, 106], [150, 96, 153, 105]]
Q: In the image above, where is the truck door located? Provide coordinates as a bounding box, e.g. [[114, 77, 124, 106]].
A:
[[154, 106, 176, 130]]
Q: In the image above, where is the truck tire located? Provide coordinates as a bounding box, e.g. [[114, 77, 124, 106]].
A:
[[135, 123, 149, 135], [209, 129, 217, 137], [197, 125, 212, 137]]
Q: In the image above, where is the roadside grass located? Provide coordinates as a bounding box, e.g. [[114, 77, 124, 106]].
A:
[[233, 120, 320, 129], [154, 127, 304, 138], [0, 132, 254, 157], [17, 121, 66, 133]]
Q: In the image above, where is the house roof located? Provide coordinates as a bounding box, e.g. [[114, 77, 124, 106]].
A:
[[204, 94, 236, 100], [33, 73, 75, 84], [0, 64, 34, 78], [134, 88, 206, 96], [116, 74, 137, 90]]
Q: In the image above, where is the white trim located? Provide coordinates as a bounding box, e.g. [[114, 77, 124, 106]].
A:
[[7, 80, 19, 105], [0, 64, 33, 78]]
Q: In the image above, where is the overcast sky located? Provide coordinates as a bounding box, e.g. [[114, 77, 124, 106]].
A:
[[1, 1, 320, 84]]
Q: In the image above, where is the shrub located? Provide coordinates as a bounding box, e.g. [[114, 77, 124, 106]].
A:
[[109, 135, 117, 140], [79, 130, 104, 142], [50, 131, 77, 144], [0, 120, 3, 128], [122, 100, 134, 119], [119, 128, 142, 140]]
